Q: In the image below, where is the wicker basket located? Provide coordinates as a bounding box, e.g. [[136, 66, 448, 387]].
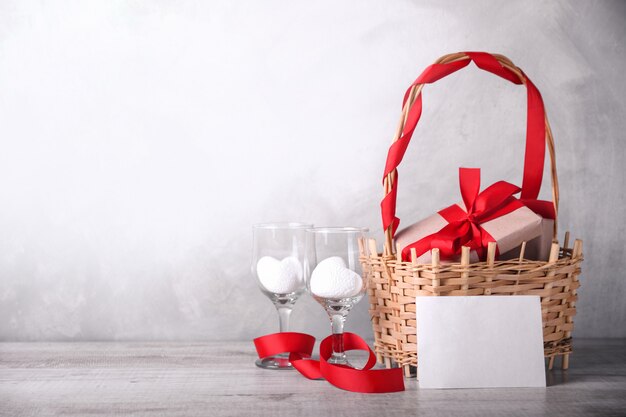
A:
[[361, 52, 583, 378]]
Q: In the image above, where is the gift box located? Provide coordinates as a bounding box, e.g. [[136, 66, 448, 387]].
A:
[[394, 168, 544, 263], [397, 215, 554, 263]]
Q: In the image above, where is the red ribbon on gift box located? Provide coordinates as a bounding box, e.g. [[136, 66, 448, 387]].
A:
[[253, 332, 405, 393], [381, 52, 555, 241], [400, 167, 525, 261]]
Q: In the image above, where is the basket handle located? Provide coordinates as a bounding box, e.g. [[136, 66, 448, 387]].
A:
[[381, 52, 559, 255]]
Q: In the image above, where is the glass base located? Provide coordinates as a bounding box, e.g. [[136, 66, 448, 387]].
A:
[[255, 354, 293, 370], [327, 354, 352, 367]]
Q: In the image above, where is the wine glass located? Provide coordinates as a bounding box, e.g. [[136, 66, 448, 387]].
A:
[[252, 222, 312, 369], [304, 227, 369, 366]]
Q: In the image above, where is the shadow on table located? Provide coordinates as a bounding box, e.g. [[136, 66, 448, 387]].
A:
[[546, 369, 572, 386]]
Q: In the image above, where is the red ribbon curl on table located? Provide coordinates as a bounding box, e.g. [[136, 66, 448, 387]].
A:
[[253, 332, 405, 393], [381, 51, 554, 238]]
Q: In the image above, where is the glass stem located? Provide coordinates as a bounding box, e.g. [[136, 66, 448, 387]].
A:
[[330, 313, 346, 362], [277, 306, 292, 333]]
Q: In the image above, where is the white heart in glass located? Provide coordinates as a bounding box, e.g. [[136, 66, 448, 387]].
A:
[[310, 256, 363, 299], [256, 256, 303, 294]]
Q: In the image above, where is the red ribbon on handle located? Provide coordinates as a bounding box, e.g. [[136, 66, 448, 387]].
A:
[[401, 168, 524, 261], [382, 52, 549, 238], [253, 332, 405, 393]]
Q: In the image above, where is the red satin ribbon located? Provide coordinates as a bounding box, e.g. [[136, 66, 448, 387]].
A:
[[401, 168, 524, 261], [253, 332, 405, 393], [382, 51, 552, 238]]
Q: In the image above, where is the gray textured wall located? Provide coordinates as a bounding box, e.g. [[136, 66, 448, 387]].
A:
[[0, 0, 624, 341]]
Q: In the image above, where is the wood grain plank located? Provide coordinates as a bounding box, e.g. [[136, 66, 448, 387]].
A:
[[0, 339, 625, 417]]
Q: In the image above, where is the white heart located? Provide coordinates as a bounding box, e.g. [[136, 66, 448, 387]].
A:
[[310, 256, 363, 299], [256, 256, 304, 294]]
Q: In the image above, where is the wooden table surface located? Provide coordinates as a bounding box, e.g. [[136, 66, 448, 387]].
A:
[[1, 339, 625, 417]]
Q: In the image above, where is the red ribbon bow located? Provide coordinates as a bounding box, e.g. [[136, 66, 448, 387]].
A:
[[253, 332, 405, 393], [401, 168, 524, 261]]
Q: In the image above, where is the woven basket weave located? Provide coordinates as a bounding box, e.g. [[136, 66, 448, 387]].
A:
[[360, 52, 583, 378]]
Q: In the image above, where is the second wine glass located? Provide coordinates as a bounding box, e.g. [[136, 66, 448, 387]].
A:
[[304, 227, 369, 366]]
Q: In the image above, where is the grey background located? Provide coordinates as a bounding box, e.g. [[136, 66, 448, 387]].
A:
[[0, 0, 624, 341]]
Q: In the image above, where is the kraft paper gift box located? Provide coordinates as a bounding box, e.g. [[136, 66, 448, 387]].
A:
[[395, 204, 544, 264], [394, 168, 545, 263]]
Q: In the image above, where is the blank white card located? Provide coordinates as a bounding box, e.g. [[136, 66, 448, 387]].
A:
[[415, 296, 546, 389]]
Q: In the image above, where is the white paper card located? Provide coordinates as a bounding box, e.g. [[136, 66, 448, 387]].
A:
[[415, 296, 546, 389]]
